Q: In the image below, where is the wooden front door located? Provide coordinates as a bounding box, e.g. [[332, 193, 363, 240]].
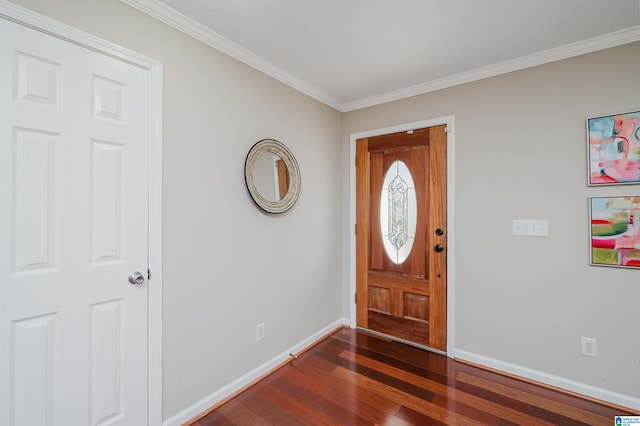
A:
[[356, 126, 447, 351]]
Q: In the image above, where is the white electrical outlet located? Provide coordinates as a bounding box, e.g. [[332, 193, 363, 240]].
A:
[[581, 337, 597, 358], [256, 322, 265, 342]]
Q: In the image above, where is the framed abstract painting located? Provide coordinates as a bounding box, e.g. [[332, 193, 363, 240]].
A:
[[587, 111, 640, 185], [590, 196, 640, 268]]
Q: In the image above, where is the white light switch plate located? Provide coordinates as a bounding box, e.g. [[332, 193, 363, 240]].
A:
[[513, 219, 549, 236]]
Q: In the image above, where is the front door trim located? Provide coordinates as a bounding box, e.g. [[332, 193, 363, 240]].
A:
[[0, 2, 164, 423], [349, 116, 455, 357]]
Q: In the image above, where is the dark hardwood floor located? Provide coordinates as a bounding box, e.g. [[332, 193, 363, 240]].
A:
[[191, 327, 637, 425]]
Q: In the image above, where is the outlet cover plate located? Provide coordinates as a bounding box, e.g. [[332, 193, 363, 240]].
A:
[[256, 323, 265, 342], [581, 337, 597, 358]]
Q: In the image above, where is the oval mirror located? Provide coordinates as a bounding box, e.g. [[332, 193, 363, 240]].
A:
[[245, 139, 301, 213]]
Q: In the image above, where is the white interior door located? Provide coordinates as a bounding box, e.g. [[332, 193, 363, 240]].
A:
[[0, 17, 150, 426]]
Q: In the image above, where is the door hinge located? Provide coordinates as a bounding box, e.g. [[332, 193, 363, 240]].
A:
[[147, 269, 151, 280], [444, 125, 450, 133], [354, 224, 357, 235], [354, 292, 357, 303]]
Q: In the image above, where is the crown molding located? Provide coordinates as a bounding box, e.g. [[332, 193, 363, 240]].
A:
[[120, 0, 344, 111], [122, 0, 640, 113], [341, 25, 640, 111]]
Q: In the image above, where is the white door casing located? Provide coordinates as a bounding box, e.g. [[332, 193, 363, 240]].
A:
[[0, 3, 163, 425]]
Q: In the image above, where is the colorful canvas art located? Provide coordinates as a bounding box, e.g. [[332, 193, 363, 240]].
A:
[[590, 196, 640, 268], [588, 111, 640, 185]]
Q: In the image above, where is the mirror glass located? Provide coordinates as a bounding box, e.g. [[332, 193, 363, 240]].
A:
[[251, 152, 289, 202], [245, 139, 300, 213]]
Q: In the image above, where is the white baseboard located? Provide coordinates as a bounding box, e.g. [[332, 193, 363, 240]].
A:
[[162, 317, 349, 426], [454, 348, 640, 411]]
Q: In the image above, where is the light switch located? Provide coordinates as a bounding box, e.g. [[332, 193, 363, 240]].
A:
[[513, 219, 549, 236]]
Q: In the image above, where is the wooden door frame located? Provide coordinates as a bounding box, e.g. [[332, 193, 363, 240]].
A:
[[349, 116, 455, 357], [1, 3, 164, 424]]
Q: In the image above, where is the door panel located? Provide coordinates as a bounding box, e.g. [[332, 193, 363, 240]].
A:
[[0, 18, 150, 425], [356, 126, 447, 351]]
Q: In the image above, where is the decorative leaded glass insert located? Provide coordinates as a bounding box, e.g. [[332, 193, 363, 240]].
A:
[[380, 160, 417, 264]]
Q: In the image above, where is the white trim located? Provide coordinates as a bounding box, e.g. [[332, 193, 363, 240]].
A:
[[455, 349, 640, 411], [120, 0, 640, 112], [342, 25, 640, 112], [120, 0, 343, 111], [349, 116, 456, 357], [161, 318, 349, 426], [0, 2, 164, 424], [147, 56, 164, 426]]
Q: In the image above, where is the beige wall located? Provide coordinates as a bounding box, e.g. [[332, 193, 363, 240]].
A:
[[343, 42, 640, 402], [7, 0, 640, 419], [8, 0, 344, 420]]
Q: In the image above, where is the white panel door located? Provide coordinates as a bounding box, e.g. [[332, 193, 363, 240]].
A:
[[0, 18, 150, 426]]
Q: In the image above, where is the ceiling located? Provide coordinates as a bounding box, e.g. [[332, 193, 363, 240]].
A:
[[124, 0, 640, 111]]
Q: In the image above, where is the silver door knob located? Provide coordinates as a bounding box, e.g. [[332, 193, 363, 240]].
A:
[[128, 271, 145, 285]]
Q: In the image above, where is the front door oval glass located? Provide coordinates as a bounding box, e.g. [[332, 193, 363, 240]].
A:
[[379, 160, 417, 264]]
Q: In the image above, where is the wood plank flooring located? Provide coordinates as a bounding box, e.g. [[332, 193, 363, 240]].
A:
[[191, 328, 637, 425]]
